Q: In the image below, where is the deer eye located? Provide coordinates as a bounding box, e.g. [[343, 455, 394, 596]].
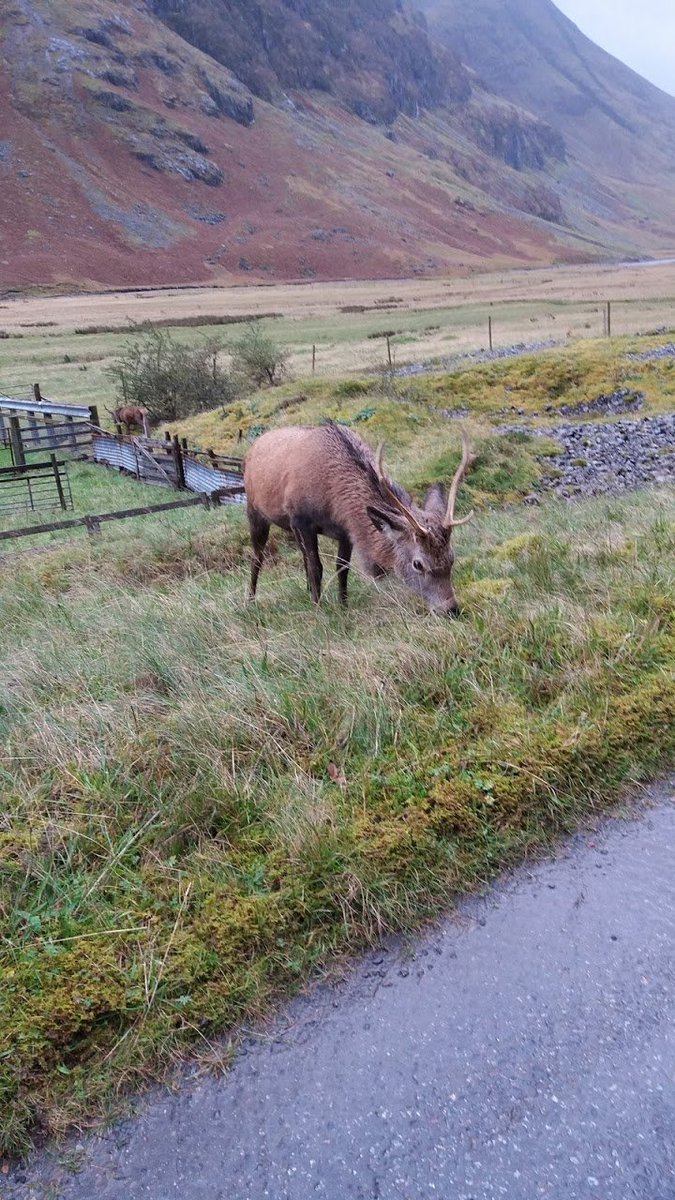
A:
[[412, 558, 425, 574]]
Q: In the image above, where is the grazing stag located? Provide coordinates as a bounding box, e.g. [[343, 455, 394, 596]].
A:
[[244, 421, 476, 614]]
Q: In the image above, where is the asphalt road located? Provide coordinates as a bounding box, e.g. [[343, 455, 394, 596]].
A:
[[8, 781, 674, 1200]]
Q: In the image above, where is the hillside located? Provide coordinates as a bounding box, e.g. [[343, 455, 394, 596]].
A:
[[0, 0, 674, 290], [422, 0, 675, 242]]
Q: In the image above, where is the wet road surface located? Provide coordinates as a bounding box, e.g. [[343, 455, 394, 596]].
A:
[[7, 780, 674, 1200]]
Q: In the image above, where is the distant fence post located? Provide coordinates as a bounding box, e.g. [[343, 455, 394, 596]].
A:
[[9, 416, 25, 467], [386, 334, 392, 367], [488, 315, 493, 351], [172, 435, 186, 490], [312, 344, 316, 374], [606, 301, 612, 337]]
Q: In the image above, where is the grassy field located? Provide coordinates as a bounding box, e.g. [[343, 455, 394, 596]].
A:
[[2, 259, 675, 408], [1, 310, 674, 1156]]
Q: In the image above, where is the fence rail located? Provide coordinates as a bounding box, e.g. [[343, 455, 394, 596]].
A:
[[0, 393, 99, 463], [0, 493, 242, 545], [0, 397, 92, 420]]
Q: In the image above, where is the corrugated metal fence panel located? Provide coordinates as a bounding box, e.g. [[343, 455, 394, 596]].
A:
[[93, 436, 246, 503], [94, 436, 143, 474], [0, 398, 91, 420], [183, 457, 245, 502]]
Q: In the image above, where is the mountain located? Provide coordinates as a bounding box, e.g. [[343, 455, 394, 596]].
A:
[[421, 0, 675, 247], [0, 0, 673, 291]]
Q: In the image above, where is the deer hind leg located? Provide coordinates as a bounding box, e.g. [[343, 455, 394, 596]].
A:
[[291, 518, 323, 604], [336, 533, 353, 607], [248, 507, 270, 599]]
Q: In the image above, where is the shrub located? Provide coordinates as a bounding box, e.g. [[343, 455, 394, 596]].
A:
[[107, 325, 239, 423], [231, 323, 288, 387]]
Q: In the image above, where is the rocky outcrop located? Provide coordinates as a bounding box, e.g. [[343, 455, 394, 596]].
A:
[[149, 0, 471, 123], [467, 105, 566, 171]]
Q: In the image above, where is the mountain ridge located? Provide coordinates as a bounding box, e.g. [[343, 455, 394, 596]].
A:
[[0, 0, 673, 290]]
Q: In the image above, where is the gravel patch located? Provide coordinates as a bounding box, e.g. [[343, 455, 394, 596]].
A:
[[503, 414, 675, 500], [547, 387, 644, 418], [625, 342, 675, 362], [393, 338, 558, 378]]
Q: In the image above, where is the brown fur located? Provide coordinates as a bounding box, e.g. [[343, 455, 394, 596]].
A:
[[244, 422, 473, 613], [112, 405, 150, 434]]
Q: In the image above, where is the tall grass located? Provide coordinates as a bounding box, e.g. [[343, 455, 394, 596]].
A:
[[0, 486, 673, 1154]]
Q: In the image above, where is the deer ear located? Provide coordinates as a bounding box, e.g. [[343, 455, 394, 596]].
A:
[[367, 505, 407, 534], [423, 483, 447, 519]]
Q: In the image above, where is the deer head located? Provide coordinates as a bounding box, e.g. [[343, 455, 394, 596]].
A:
[[367, 438, 477, 615]]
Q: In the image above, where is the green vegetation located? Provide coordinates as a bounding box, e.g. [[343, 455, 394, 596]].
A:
[[164, 333, 675, 459], [2, 303, 674, 420], [0, 334, 673, 1156], [230, 323, 288, 388], [108, 325, 237, 423]]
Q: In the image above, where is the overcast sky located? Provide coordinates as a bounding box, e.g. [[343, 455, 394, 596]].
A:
[[554, 0, 675, 96]]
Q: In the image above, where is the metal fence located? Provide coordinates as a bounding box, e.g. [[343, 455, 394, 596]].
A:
[[0, 394, 98, 460], [0, 456, 73, 518], [0, 386, 246, 506], [92, 432, 245, 503]]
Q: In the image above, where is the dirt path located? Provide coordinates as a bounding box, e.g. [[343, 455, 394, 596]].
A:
[[7, 780, 674, 1200]]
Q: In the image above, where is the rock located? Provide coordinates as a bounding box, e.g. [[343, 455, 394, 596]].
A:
[[394, 338, 558, 379], [501, 414, 675, 500]]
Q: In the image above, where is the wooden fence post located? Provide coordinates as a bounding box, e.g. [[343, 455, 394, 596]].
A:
[[488, 315, 493, 351], [386, 334, 392, 367], [44, 412, 57, 448], [33, 383, 42, 404], [9, 416, 26, 467], [172, 435, 186, 490], [606, 301, 612, 337], [50, 454, 67, 511], [312, 344, 316, 374], [84, 515, 102, 536]]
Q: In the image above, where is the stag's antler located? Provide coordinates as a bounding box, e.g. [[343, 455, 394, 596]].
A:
[[375, 443, 429, 538], [444, 438, 477, 529]]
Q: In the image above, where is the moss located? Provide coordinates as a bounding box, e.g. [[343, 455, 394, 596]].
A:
[[492, 532, 542, 560], [463, 577, 514, 602]]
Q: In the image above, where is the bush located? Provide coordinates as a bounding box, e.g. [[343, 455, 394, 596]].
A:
[[107, 325, 239, 423], [231, 323, 288, 387]]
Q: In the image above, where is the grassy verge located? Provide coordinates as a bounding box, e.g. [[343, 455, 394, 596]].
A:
[[167, 333, 675, 455], [1, 481, 673, 1155]]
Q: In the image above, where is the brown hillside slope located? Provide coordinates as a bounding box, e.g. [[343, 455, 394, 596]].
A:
[[0, 0, 673, 290]]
